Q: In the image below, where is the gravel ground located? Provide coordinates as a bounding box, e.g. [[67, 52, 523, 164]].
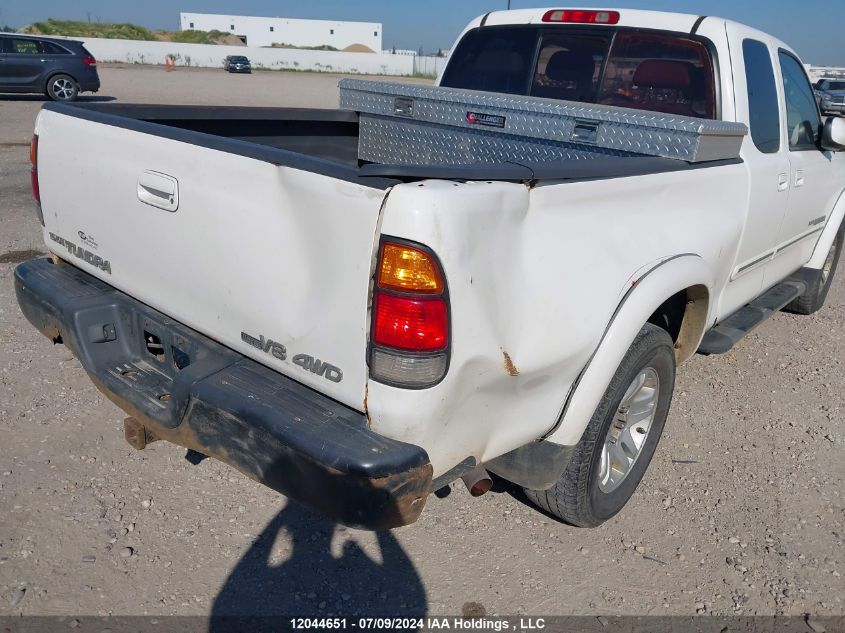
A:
[[0, 65, 843, 621]]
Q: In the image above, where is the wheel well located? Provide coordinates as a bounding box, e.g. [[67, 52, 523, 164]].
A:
[[647, 285, 709, 363], [42, 71, 77, 92]]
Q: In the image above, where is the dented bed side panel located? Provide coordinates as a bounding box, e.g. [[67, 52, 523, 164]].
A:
[[366, 164, 748, 476]]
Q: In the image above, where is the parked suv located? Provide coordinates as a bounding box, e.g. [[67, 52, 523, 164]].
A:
[[223, 55, 251, 73], [815, 79, 845, 116], [0, 34, 100, 101]]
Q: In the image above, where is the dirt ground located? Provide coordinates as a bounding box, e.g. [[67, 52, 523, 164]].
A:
[[0, 65, 843, 621]]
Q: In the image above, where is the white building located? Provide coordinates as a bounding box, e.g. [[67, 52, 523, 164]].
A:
[[179, 12, 382, 51], [808, 66, 845, 81]]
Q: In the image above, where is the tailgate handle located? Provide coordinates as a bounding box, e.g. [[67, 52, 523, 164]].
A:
[[137, 171, 179, 212]]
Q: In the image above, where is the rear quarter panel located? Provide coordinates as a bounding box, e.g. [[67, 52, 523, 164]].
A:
[[368, 164, 748, 476]]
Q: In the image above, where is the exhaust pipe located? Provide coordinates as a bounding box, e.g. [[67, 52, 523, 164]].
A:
[[461, 465, 493, 497]]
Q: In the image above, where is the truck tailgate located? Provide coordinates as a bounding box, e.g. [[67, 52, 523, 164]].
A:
[[35, 107, 389, 409]]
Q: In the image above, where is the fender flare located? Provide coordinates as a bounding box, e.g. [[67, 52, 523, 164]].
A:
[[807, 188, 845, 269], [544, 254, 713, 447]]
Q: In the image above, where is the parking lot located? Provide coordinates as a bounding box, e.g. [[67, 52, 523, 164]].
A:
[[1, 64, 844, 620]]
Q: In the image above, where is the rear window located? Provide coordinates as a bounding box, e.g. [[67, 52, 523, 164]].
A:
[[40, 41, 70, 55], [441, 25, 717, 119], [437, 27, 537, 95]]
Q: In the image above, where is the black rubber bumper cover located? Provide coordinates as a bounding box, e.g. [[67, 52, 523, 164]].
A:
[[14, 258, 432, 529]]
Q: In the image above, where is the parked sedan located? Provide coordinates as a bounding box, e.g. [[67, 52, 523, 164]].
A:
[[0, 34, 100, 101], [223, 55, 251, 74]]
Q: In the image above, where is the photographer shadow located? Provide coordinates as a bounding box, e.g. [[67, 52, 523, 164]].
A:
[[210, 501, 428, 631]]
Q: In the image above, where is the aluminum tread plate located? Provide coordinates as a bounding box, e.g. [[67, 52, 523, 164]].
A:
[[339, 79, 748, 165]]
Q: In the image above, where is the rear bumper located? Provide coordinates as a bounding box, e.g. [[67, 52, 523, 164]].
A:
[[14, 258, 432, 529], [78, 69, 100, 92], [80, 78, 100, 92]]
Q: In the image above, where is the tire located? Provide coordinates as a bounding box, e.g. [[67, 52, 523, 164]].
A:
[[525, 324, 676, 527], [786, 220, 844, 315], [46, 74, 79, 102]]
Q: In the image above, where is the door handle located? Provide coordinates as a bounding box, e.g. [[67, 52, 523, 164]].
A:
[[777, 173, 789, 192], [137, 171, 179, 212], [794, 170, 805, 187]]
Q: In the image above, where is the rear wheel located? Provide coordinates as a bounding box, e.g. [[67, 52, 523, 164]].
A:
[[786, 221, 844, 315], [46, 74, 79, 102], [525, 324, 676, 527]]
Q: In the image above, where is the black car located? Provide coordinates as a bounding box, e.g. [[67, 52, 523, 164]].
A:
[[0, 34, 100, 101], [223, 55, 251, 74]]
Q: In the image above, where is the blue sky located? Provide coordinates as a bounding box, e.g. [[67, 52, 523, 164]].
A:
[[1, 0, 843, 65]]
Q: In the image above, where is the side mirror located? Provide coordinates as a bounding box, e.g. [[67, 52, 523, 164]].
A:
[[821, 117, 845, 151]]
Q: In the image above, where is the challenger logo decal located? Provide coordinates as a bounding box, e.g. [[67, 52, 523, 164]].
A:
[[49, 232, 111, 274], [467, 111, 506, 128]]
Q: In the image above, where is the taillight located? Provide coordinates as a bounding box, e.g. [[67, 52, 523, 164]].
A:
[[373, 294, 448, 351], [30, 168, 40, 203], [83, 57, 97, 66], [30, 135, 38, 167], [378, 243, 444, 294], [370, 239, 450, 388], [541, 9, 620, 24], [30, 135, 44, 225]]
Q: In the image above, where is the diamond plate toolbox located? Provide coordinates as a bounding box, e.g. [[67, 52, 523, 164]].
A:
[[339, 79, 748, 166]]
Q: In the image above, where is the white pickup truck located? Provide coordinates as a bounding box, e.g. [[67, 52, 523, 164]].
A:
[[15, 8, 845, 529]]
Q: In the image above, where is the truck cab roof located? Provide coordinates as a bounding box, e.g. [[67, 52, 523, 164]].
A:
[[459, 8, 797, 59]]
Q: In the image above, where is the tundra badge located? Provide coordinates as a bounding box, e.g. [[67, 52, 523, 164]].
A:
[[49, 232, 111, 274]]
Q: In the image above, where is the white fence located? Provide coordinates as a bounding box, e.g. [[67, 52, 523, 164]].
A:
[[413, 55, 449, 78], [59, 36, 445, 77]]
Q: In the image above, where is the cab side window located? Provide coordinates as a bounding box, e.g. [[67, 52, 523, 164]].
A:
[[778, 50, 821, 150], [9, 38, 41, 54], [742, 39, 780, 154]]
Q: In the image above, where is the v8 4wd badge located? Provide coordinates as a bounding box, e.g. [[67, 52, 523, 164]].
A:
[[241, 331, 343, 383]]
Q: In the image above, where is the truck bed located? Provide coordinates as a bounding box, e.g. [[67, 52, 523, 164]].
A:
[[54, 103, 366, 171], [34, 99, 749, 472], [61, 101, 745, 185]]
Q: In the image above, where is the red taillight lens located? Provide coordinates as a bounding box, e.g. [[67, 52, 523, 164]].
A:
[[83, 57, 97, 66], [371, 239, 450, 387], [373, 293, 448, 352], [31, 168, 40, 203], [30, 135, 40, 203], [542, 9, 620, 24]]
